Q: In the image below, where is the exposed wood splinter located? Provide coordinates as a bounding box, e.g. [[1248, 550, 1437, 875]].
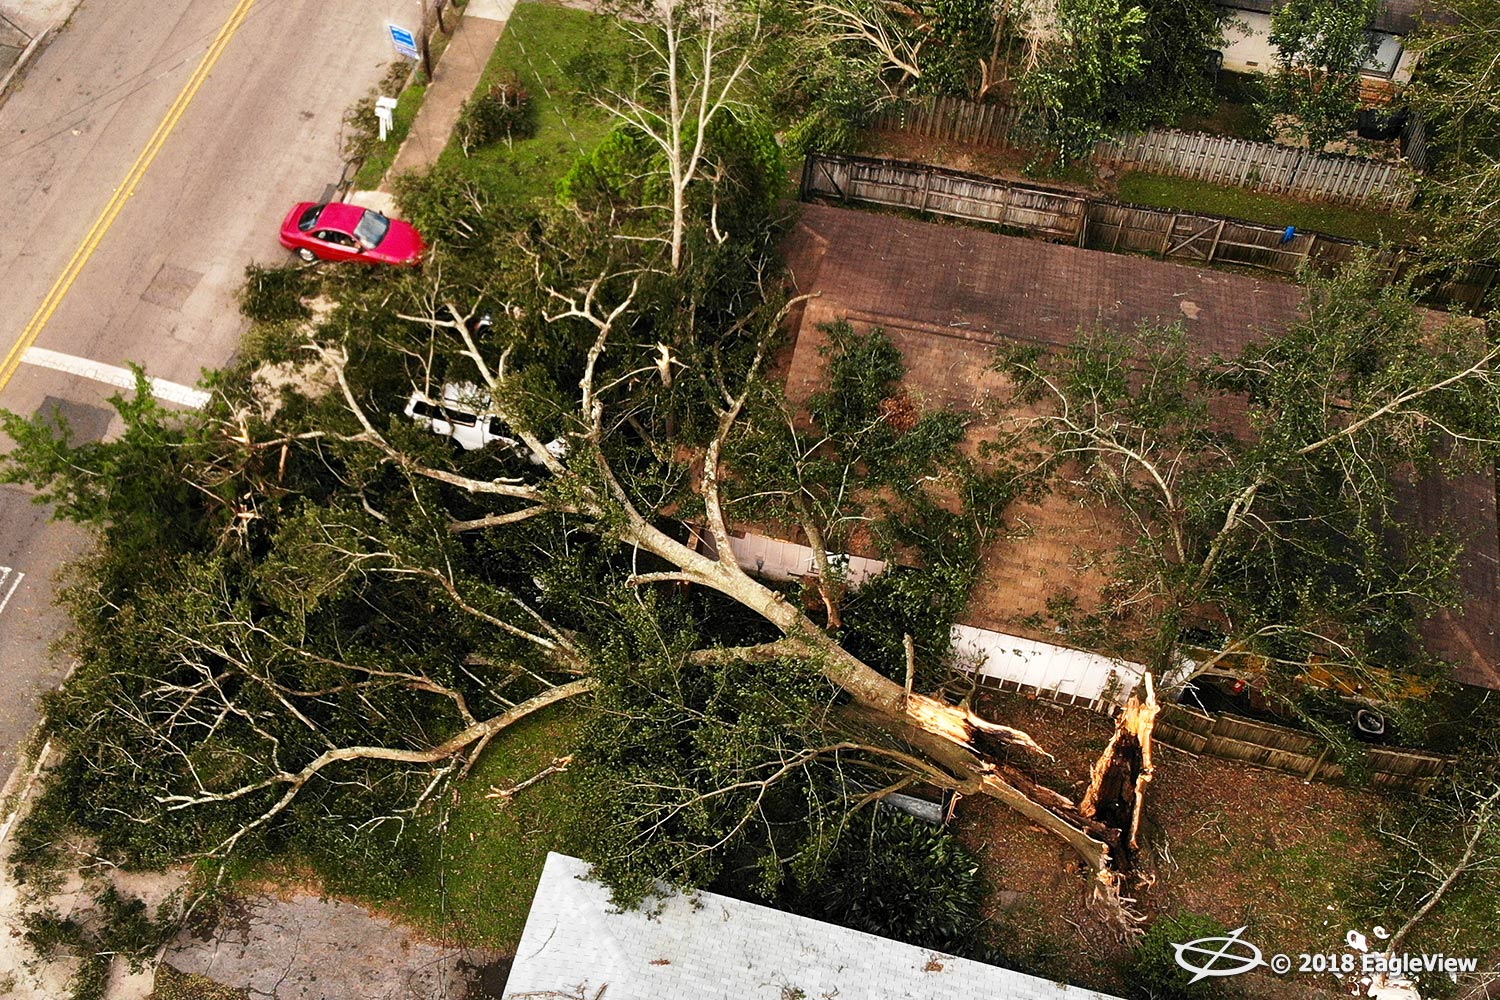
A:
[[1080, 673, 1159, 864]]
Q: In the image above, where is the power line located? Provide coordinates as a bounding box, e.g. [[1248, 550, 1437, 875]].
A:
[[0, 0, 303, 162]]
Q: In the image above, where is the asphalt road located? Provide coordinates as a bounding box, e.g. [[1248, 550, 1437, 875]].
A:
[[0, 0, 424, 783]]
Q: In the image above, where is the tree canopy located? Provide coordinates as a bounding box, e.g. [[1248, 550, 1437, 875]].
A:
[[992, 260, 1500, 734], [1261, 0, 1379, 150], [1405, 0, 1500, 264]]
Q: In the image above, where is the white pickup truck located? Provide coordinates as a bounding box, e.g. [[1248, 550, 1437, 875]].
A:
[[404, 382, 568, 463]]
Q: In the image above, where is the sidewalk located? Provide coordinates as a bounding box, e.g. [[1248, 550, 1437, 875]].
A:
[[380, 0, 516, 189], [0, 0, 82, 100]]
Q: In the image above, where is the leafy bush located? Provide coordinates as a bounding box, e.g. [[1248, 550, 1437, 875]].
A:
[[238, 264, 311, 323], [455, 77, 536, 154], [1127, 910, 1234, 1000], [790, 809, 986, 954], [392, 162, 491, 246]]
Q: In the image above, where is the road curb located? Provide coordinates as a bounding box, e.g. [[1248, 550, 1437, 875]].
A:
[[0, 738, 51, 854], [0, 22, 52, 104]]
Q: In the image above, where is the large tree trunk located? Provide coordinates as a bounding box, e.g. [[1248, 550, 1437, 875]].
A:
[[1080, 674, 1159, 869], [667, 543, 1141, 928]]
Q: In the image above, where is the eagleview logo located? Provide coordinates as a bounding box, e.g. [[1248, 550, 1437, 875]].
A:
[[1172, 927, 1267, 983]]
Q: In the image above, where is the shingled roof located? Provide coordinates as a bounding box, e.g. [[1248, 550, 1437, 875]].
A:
[[503, 853, 1129, 1000], [782, 202, 1500, 691]]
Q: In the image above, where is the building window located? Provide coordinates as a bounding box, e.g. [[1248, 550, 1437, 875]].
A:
[[1362, 31, 1403, 77]]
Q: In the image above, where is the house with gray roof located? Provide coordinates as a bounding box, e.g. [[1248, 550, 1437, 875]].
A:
[[503, 853, 1128, 1000]]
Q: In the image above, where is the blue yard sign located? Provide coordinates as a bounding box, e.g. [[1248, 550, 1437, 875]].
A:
[[388, 23, 419, 60]]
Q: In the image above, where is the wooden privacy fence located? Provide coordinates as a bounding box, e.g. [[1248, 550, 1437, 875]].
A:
[[1155, 705, 1453, 794], [873, 97, 1421, 210], [1095, 131, 1418, 210], [802, 154, 1088, 241], [872, 96, 1026, 147], [799, 153, 1498, 311]]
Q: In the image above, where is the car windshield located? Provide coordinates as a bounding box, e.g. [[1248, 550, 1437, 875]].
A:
[[297, 204, 324, 232], [353, 210, 391, 248]]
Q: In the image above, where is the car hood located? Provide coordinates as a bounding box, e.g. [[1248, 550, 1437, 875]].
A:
[[375, 219, 424, 262]]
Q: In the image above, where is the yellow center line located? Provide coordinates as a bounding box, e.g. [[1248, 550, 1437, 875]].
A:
[[0, 0, 259, 392]]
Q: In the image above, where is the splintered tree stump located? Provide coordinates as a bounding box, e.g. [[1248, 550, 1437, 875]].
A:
[[1080, 673, 1159, 866]]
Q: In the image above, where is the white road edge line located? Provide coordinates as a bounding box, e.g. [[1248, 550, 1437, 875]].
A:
[[0, 570, 23, 617], [21, 346, 210, 409]]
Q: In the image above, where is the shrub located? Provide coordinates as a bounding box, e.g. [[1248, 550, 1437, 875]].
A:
[[455, 77, 536, 154], [1127, 910, 1235, 1000], [790, 810, 987, 954], [238, 264, 311, 323]]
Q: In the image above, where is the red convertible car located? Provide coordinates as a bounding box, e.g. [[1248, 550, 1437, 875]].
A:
[[278, 201, 424, 266]]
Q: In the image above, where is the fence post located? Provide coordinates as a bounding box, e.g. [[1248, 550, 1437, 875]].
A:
[[1207, 219, 1225, 262], [1478, 266, 1498, 309], [920, 165, 933, 213], [1161, 215, 1178, 258], [1305, 746, 1330, 783], [1076, 200, 1089, 248]]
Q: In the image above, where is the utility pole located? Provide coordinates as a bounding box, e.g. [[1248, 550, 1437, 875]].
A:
[[419, 1, 433, 80]]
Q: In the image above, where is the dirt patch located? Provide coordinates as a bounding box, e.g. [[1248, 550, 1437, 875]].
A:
[[956, 691, 1398, 1000], [858, 129, 1102, 197]]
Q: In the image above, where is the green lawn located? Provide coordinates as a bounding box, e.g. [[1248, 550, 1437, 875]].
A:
[[1116, 170, 1414, 244], [379, 703, 589, 952], [436, 1, 631, 202]]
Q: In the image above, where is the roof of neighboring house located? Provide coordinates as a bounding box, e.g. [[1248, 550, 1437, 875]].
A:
[[1215, 0, 1430, 35], [782, 202, 1500, 691], [503, 853, 1129, 1000]]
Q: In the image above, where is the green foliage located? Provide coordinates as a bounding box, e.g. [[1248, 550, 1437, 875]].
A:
[[1261, 0, 1379, 150], [23, 885, 176, 1000], [1127, 910, 1233, 1000], [993, 262, 1500, 707], [750, 1, 886, 154], [787, 809, 986, 953], [455, 77, 537, 154], [910, 0, 996, 98], [392, 161, 495, 245], [558, 112, 785, 248], [149, 966, 250, 1000], [1404, 0, 1500, 266], [0, 378, 212, 569], [727, 322, 990, 674], [574, 593, 847, 905], [1128, 0, 1227, 128], [1019, 0, 1149, 160], [238, 264, 312, 323]]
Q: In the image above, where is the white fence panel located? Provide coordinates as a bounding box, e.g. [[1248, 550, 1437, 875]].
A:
[[951, 624, 1151, 710], [728, 532, 887, 589]]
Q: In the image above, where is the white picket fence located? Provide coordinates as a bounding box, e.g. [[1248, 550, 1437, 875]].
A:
[[873, 97, 1421, 210], [951, 624, 1162, 711], [1096, 129, 1418, 209], [723, 537, 1170, 712]]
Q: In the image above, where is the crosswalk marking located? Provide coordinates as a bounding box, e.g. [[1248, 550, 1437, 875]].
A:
[[0, 566, 25, 617]]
